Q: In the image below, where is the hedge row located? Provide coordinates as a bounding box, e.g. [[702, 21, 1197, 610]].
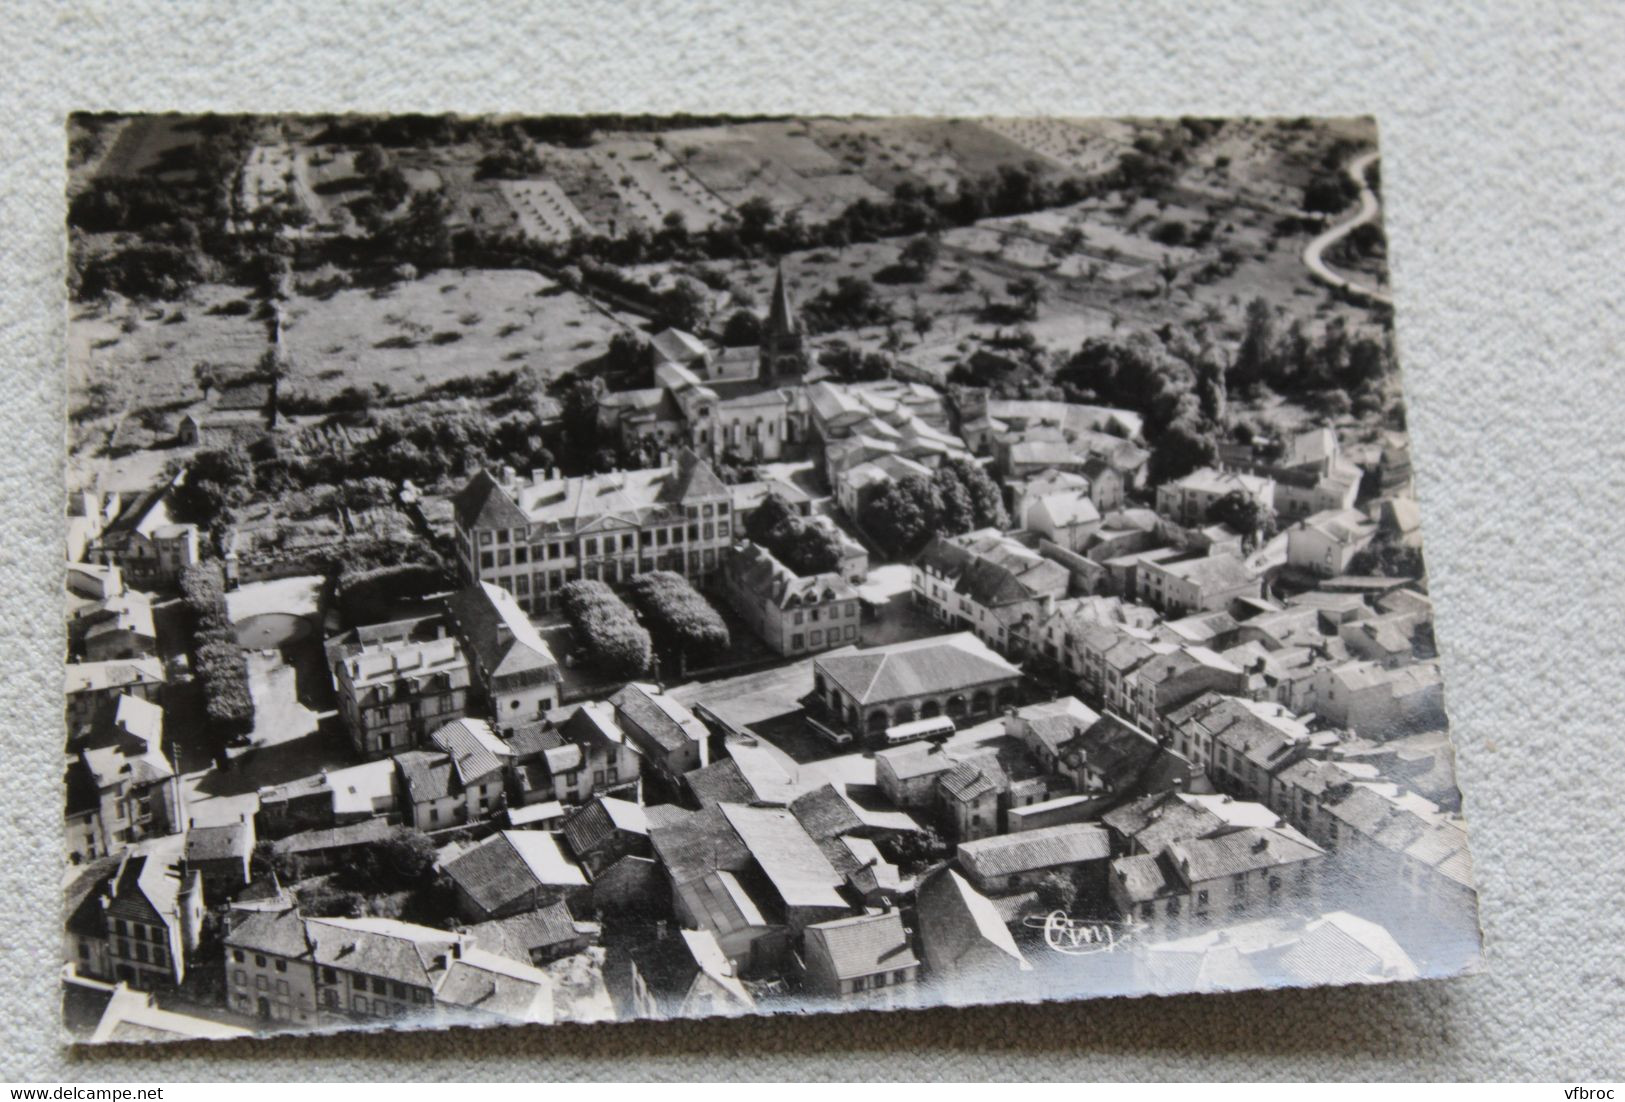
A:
[[558, 579, 651, 680], [336, 561, 452, 627], [178, 563, 256, 734], [625, 572, 729, 659]]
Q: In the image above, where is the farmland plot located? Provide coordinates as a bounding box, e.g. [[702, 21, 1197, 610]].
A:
[[277, 268, 642, 401]]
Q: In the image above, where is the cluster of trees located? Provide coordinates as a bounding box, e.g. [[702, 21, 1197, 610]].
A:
[[1349, 534, 1425, 581], [178, 563, 255, 736], [795, 275, 893, 335], [1231, 298, 1393, 396], [69, 116, 260, 301], [558, 579, 652, 678], [1059, 331, 1226, 483], [624, 571, 730, 674], [1205, 489, 1277, 547], [744, 493, 845, 575], [858, 457, 1009, 559], [336, 561, 453, 627]]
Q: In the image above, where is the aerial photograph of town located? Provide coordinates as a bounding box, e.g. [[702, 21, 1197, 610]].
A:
[[60, 113, 1479, 1044]]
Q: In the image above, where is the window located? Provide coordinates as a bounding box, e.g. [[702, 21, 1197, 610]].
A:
[[234, 969, 246, 986], [480, 551, 493, 570], [322, 967, 337, 985], [790, 634, 804, 651], [392, 982, 406, 999], [232, 949, 244, 963], [1197, 890, 1209, 907], [372, 976, 388, 995], [275, 958, 287, 972], [515, 546, 528, 564], [255, 954, 267, 968]]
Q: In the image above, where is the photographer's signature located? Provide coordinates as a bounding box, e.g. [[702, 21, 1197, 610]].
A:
[[1023, 911, 1125, 956]]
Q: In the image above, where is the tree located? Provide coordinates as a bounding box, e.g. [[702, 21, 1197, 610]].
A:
[[1231, 297, 1276, 390], [745, 492, 798, 545], [721, 308, 762, 347], [625, 571, 730, 674], [655, 277, 707, 333], [859, 479, 930, 559], [946, 457, 1009, 531], [1205, 489, 1275, 546], [558, 580, 652, 678], [931, 466, 976, 534]]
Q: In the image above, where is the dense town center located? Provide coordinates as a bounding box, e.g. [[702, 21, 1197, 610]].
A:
[[60, 114, 1475, 1042]]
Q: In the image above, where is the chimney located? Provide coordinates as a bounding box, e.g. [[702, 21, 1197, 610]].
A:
[[1251, 836, 1269, 853]]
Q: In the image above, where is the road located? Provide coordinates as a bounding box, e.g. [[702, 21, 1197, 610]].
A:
[[1302, 150, 1393, 306]]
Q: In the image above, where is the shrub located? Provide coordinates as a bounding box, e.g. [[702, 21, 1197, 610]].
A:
[[625, 571, 729, 660], [178, 563, 255, 734], [559, 580, 651, 678]]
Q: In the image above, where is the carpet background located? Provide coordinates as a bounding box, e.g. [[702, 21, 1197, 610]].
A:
[[3, 0, 1622, 1081]]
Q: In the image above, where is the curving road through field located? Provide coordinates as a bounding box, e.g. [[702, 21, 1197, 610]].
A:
[[1303, 150, 1392, 306]]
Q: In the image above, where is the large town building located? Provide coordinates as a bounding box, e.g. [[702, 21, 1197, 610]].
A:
[[452, 449, 735, 614]]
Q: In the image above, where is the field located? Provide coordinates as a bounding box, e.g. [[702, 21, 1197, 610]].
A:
[[276, 267, 643, 402]]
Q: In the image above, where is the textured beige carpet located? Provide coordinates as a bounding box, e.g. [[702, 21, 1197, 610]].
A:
[[5, 0, 1622, 1081]]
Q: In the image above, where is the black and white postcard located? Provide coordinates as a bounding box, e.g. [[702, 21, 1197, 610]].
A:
[[61, 114, 1479, 1043]]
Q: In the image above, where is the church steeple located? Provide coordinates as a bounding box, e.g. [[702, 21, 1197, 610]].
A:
[[759, 262, 806, 380]]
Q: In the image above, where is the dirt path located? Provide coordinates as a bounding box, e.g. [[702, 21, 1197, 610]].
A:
[[1303, 150, 1392, 306]]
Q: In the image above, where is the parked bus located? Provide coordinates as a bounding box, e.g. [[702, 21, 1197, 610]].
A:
[[883, 715, 956, 746]]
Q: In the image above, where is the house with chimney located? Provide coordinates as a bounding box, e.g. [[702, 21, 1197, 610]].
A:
[[1108, 824, 1325, 929], [799, 909, 920, 1004], [450, 449, 736, 614], [913, 530, 1071, 657], [444, 581, 562, 734], [718, 541, 862, 657], [326, 614, 472, 760], [64, 836, 203, 991], [65, 694, 179, 861], [224, 908, 556, 1028]]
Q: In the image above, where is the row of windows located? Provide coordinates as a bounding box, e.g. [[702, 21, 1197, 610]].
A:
[[790, 601, 857, 626], [790, 624, 859, 651], [477, 504, 731, 549], [112, 918, 162, 942], [112, 939, 167, 967]]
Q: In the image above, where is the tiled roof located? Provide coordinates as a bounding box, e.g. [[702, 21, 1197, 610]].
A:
[[563, 796, 648, 857], [65, 658, 165, 697], [225, 906, 311, 959], [718, 803, 847, 910], [304, 916, 452, 987], [466, 900, 583, 965], [683, 758, 758, 809], [445, 582, 560, 686], [647, 806, 753, 886], [271, 817, 396, 857], [395, 750, 456, 803], [456, 449, 727, 538], [789, 784, 866, 841], [451, 469, 529, 531], [442, 831, 586, 915], [184, 821, 251, 865], [429, 717, 509, 786], [610, 682, 706, 755], [1111, 852, 1184, 903], [958, 824, 1111, 881], [814, 633, 1020, 707], [1164, 825, 1323, 883], [722, 542, 857, 610], [805, 910, 918, 980]]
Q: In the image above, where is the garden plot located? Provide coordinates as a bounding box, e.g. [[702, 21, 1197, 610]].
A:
[[69, 285, 270, 417], [499, 178, 596, 242], [276, 268, 641, 401], [591, 138, 733, 231], [676, 123, 888, 222], [978, 117, 1134, 177], [537, 146, 628, 234]]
